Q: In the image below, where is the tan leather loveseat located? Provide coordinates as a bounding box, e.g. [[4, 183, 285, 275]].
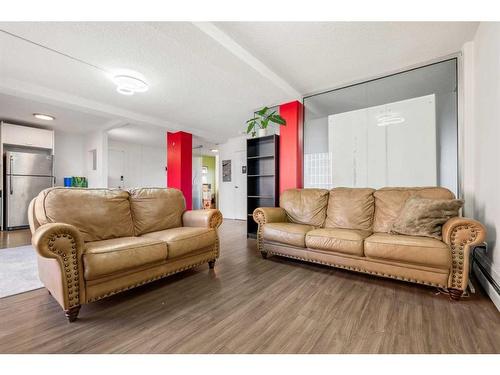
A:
[[29, 187, 223, 322], [253, 187, 486, 300]]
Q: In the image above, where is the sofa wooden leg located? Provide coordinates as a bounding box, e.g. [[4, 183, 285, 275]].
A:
[[260, 251, 268, 259], [208, 260, 215, 269], [449, 288, 464, 301], [64, 306, 81, 322]]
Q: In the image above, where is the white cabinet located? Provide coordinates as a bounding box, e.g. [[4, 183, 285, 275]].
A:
[[1, 123, 54, 150]]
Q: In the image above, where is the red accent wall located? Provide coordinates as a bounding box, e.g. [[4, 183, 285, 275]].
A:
[[279, 100, 303, 194], [167, 131, 192, 210]]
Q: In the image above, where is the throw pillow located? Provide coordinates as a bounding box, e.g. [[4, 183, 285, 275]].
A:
[[390, 196, 464, 240]]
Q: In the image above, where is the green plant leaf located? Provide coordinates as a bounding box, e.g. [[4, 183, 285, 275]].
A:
[[261, 118, 269, 129], [270, 114, 286, 125], [264, 111, 276, 123], [256, 106, 269, 116], [246, 117, 257, 123], [246, 121, 255, 134]]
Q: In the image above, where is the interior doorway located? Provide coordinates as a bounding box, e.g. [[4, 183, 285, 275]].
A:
[[192, 154, 218, 210], [231, 150, 247, 220], [108, 148, 125, 189]]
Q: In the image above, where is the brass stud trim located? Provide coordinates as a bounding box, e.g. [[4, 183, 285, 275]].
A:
[[87, 253, 219, 303], [47, 232, 80, 308], [265, 249, 447, 289]]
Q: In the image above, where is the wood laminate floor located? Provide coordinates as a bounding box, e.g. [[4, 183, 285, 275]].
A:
[[0, 229, 31, 249], [0, 220, 499, 354]]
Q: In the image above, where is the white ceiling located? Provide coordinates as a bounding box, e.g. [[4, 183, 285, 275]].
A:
[[215, 22, 478, 94], [0, 92, 110, 131], [0, 22, 478, 145]]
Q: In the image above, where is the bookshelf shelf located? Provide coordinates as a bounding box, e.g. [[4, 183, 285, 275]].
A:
[[246, 134, 279, 238]]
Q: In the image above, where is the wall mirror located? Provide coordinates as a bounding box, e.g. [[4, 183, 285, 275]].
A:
[[303, 58, 459, 195]]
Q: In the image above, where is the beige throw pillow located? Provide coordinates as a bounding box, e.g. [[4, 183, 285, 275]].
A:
[[390, 197, 464, 240]]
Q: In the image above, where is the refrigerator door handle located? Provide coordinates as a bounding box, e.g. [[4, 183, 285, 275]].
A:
[[9, 156, 13, 195]]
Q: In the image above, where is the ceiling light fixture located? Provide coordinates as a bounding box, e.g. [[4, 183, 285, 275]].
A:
[[377, 115, 405, 127], [376, 110, 405, 127], [210, 149, 219, 153], [110, 70, 149, 96], [33, 113, 55, 121]]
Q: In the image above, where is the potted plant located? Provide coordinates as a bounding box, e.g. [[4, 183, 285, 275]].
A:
[[246, 106, 286, 137]]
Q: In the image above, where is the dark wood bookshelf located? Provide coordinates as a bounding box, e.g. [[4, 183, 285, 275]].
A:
[[246, 134, 279, 238]]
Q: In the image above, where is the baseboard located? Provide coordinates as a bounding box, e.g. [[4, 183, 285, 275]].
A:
[[472, 248, 500, 311]]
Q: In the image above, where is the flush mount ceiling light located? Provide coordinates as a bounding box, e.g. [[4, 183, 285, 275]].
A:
[[33, 113, 55, 121], [210, 149, 219, 153], [110, 70, 149, 96]]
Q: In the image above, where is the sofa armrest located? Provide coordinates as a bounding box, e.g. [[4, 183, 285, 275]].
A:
[[182, 209, 223, 229], [252, 207, 287, 225], [32, 223, 85, 313], [442, 217, 487, 292], [252, 207, 287, 255]]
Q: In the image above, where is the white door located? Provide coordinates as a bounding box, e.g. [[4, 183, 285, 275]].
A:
[[108, 149, 125, 189], [232, 150, 247, 220]]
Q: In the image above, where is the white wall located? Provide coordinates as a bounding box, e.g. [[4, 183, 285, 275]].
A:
[[85, 130, 108, 188], [53, 131, 85, 186], [108, 139, 166, 189], [464, 22, 500, 308], [52, 131, 166, 190], [218, 135, 247, 220]]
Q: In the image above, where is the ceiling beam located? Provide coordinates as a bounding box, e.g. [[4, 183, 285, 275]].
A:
[[193, 22, 302, 101], [101, 119, 129, 131]]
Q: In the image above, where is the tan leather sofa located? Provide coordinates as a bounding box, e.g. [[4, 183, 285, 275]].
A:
[[28, 187, 223, 322], [253, 187, 486, 300]]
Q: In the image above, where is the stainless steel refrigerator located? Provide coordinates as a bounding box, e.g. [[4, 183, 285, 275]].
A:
[[4, 151, 54, 230]]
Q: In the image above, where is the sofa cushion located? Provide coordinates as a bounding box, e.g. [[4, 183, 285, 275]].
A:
[[364, 233, 451, 269], [83, 237, 168, 281], [141, 227, 216, 258], [306, 228, 372, 256], [325, 188, 375, 231], [35, 187, 135, 242], [372, 187, 455, 233], [280, 189, 329, 227], [262, 222, 313, 248], [129, 188, 185, 235]]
